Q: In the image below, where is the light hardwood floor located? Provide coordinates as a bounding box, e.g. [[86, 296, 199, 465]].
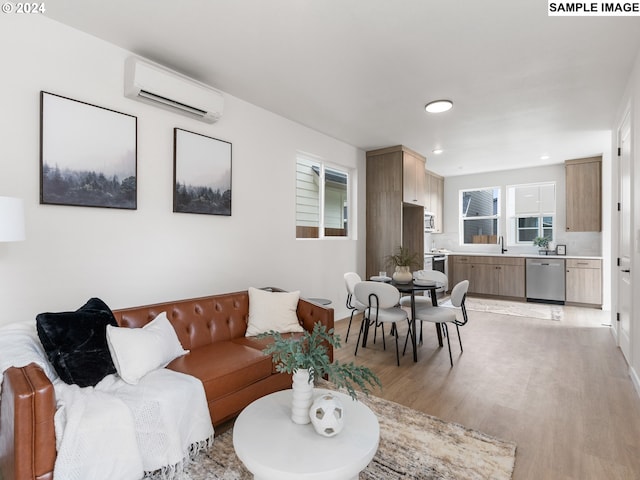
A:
[[333, 301, 640, 479]]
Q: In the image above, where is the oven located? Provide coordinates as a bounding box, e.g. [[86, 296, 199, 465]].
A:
[[424, 254, 447, 274], [432, 255, 446, 274]]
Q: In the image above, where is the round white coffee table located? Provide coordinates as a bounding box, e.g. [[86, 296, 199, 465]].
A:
[[233, 388, 379, 480]]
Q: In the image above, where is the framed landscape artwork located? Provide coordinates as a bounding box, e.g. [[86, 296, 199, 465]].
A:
[[40, 91, 137, 209], [173, 128, 232, 216]]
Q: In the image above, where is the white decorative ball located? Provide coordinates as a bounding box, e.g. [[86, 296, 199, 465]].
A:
[[309, 393, 345, 437]]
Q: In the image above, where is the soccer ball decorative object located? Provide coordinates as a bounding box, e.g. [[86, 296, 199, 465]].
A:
[[309, 393, 345, 437]]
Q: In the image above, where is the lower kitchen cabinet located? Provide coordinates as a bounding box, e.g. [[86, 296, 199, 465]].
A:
[[450, 255, 525, 299], [565, 258, 602, 306], [450, 254, 603, 307]]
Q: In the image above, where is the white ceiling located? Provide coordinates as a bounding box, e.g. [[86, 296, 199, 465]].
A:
[[45, 0, 640, 177]]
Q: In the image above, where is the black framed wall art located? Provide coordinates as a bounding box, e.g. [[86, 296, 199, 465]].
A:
[[173, 128, 232, 216], [40, 91, 138, 209]]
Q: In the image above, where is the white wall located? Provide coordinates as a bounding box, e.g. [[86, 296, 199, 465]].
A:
[[0, 15, 365, 326], [430, 160, 611, 310]]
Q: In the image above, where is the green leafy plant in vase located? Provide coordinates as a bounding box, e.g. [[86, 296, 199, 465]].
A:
[[533, 236, 550, 255], [260, 323, 381, 424], [386, 245, 422, 283]]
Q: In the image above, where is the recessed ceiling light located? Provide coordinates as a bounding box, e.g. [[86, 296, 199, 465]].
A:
[[425, 100, 453, 113], [432, 148, 443, 155], [540, 155, 550, 160]]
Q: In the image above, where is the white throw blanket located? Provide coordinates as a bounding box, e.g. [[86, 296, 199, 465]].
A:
[[0, 321, 214, 480], [0, 321, 59, 388]]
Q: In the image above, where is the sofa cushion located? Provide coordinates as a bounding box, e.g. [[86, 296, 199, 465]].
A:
[[234, 333, 304, 374], [167, 341, 273, 401], [245, 287, 303, 336], [36, 297, 118, 387], [106, 312, 189, 384]]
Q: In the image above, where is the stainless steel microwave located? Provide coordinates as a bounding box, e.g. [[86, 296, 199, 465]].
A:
[[424, 213, 435, 232]]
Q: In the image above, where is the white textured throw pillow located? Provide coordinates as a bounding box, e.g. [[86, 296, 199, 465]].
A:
[[246, 287, 303, 336], [106, 311, 188, 384]]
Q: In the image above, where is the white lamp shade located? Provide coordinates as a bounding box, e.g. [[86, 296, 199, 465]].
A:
[[0, 196, 25, 242]]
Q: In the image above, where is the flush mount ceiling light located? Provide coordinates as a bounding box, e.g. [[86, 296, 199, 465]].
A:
[[425, 100, 453, 113]]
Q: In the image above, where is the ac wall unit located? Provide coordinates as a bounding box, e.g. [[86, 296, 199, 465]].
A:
[[124, 57, 223, 123]]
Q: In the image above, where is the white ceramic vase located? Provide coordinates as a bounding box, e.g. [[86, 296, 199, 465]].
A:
[[392, 265, 413, 283], [291, 368, 314, 424], [309, 392, 345, 437]]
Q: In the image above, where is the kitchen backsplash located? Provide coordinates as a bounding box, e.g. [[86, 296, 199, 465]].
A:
[[426, 231, 602, 257]]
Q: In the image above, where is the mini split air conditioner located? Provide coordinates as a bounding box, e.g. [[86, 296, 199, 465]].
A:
[[124, 57, 223, 123]]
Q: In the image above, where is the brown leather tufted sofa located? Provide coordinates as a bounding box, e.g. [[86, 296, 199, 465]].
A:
[[0, 290, 334, 480]]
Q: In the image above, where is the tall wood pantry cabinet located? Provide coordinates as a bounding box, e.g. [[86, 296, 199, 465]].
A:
[[565, 156, 602, 232], [424, 170, 444, 233], [366, 145, 426, 279]]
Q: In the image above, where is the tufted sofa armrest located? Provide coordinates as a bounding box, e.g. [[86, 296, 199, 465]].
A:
[[0, 364, 56, 480], [296, 298, 334, 362]]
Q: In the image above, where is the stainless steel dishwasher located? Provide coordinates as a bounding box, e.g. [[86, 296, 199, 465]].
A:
[[526, 258, 565, 304]]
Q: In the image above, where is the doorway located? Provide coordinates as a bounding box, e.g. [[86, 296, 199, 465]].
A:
[[617, 112, 632, 363]]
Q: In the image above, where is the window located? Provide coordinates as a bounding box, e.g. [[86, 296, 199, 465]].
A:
[[460, 187, 500, 244], [508, 182, 555, 244], [296, 153, 350, 239]]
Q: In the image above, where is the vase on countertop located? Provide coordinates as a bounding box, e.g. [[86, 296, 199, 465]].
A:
[[291, 368, 314, 424], [392, 265, 413, 284]]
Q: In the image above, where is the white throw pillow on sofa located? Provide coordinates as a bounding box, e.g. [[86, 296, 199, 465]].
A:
[[106, 312, 188, 384], [245, 287, 304, 336]]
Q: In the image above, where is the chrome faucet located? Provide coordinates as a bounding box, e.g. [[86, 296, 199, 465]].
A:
[[499, 236, 508, 254]]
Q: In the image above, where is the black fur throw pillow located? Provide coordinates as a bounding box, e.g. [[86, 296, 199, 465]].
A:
[[36, 297, 118, 387]]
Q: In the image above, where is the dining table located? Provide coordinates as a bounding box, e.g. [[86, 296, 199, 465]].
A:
[[366, 276, 444, 362]]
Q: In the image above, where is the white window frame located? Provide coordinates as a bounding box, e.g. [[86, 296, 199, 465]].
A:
[[507, 182, 556, 245], [515, 215, 555, 244], [459, 186, 501, 245], [295, 152, 353, 240]]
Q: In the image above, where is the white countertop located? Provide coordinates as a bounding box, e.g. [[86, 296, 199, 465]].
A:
[[443, 252, 602, 260]]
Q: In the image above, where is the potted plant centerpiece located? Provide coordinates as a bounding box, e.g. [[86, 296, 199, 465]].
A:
[[260, 323, 380, 427], [533, 236, 551, 255], [386, 245, 422, 283]]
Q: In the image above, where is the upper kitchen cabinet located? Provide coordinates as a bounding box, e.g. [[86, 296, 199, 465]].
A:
[[425, 170, 444, 233], [402, 149, 426, 206], [366, 145, 426, 278], [565, 156, 602, 232]]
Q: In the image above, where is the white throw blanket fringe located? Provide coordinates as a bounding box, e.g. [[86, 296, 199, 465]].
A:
[[0, 321, 214, 480], [145, 435, 214, 480]]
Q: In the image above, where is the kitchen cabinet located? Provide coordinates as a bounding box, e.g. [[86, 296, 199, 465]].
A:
[[565, 156, 602, 232], [403, 150, 426, 206], [565, 258, 602, 306], [366, 145, 426, 278], [450, 255, 525, 299], [424, 170, 444, 233]]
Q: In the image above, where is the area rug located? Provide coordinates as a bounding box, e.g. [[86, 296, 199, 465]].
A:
[[183, 391, 516, 480], [440, 297, 563, 321]]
